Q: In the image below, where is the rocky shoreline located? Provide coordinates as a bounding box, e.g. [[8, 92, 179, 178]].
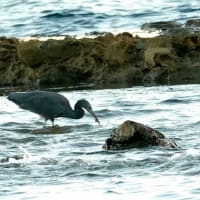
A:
[[0, 19, 200, 88]]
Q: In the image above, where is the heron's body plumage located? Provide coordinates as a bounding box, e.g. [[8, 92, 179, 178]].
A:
[[8, 91, 100, 126]]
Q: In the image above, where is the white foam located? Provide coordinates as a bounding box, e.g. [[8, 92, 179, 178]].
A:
[[186, 148, 200, 156]]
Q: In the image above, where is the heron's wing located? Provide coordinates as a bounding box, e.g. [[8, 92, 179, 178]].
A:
[[26, 92, 72, 117]]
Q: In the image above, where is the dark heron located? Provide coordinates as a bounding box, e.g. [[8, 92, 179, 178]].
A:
[[8, 91, 100, 126]]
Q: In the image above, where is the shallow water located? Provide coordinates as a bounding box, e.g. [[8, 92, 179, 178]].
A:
[[0, 84, 200, 199], [0, 0, 200, 37]]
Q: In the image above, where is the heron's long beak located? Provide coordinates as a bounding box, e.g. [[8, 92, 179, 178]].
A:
[[89, 110, 100, 125]]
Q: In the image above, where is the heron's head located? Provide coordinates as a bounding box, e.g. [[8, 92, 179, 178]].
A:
[[76, 99, 100, 124]]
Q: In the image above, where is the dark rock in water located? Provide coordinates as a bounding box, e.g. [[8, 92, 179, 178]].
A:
[[185, 19, 200, 28], [141, 21, 195, 36], [103, 120, 177, 150], [141, 21, 182, 31]]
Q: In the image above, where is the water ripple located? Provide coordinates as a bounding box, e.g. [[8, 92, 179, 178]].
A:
[[1, 0, 200, 37]]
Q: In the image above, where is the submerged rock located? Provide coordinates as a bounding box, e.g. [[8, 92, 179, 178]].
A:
[[185, 19, 200, 28], [141, 21, 182, 31], [103, 120, 177, 150]]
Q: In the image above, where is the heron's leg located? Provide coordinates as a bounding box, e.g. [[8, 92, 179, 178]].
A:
[[51, 118, 54, 127]]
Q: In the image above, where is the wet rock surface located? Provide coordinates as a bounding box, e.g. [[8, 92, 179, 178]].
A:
[[103, 120, 177, 150], [0, 19, 200, 88]]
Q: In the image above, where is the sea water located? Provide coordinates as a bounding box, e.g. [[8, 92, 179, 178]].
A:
[[0, 84, 200, 199], [0, 0, 199, 37]]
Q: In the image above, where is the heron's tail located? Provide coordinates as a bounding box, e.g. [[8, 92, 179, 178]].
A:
[[8, 92, 25, 105], [8, 92, 18, 102]]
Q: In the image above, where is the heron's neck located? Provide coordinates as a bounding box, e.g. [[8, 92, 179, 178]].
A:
[[63, 105, 84, 119], [73, 106, 84, 119]]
